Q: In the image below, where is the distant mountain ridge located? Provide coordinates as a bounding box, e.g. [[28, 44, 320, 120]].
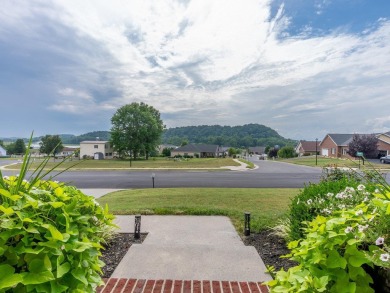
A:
[[162, 124, 296, 148], [2, 124, 296, 147]]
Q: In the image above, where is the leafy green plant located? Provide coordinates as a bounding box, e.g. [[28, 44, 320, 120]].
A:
[[0, 135, 116, 292], [288, 170, 372, 240], [267, 184, 390, 293]]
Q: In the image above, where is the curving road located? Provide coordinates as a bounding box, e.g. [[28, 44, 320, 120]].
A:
[[1, 157, 323, 188]]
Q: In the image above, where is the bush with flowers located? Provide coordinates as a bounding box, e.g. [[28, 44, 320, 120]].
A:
[[288, 171, 371, 241], [267, 173, 390, 292], [0, 137, 116, 292]]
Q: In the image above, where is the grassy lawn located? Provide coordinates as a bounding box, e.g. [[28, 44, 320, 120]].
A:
[[97, 188, 299, 234], [5, 157, 240, 170], [278, 156, 385, 169]]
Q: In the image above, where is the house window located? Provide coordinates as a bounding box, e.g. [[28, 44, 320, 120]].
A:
[[94, 145, 98, 149], [331, 148, 336, 155], [343, 149, 348, 155]]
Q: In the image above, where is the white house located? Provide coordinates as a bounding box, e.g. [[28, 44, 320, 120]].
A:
[[0, 146, 7, 156], [79, 141, 113, 159]]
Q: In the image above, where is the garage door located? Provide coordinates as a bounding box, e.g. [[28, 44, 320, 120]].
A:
[[322, 148, 329, 156]]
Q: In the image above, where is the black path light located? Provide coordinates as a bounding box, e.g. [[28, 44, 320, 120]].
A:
[[315, 138, 318, 166], [244, 212, 251, 236], [151, 173, 155, 188], [134, 215, 141, 239]]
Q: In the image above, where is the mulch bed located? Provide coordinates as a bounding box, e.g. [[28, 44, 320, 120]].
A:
[[100, 230, 295, 278]]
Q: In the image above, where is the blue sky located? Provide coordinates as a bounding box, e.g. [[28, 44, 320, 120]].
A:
[[1, 0, 389, 140]]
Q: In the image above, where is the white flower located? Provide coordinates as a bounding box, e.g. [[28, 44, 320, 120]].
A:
[[3, 176, 9, 180], [358, 225, 369, 232], [338, 204, 346, 209], [380, 254, 389, 262], [376, 237, 385, 245], [345, 227, 353, 233], [363, 196, 369, 202], [357, 184, 366, 191], [322, 208, 332, 215], [355, 210, 363, 216], [375, 189, 380, 193], [326, 192, 334, 197], [307, 199, 313, 205], [345, 187, 355, 193]]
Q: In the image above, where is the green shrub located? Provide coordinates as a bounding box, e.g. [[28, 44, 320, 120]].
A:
[[0, 177, 115, 292], [267, 185, 390, 292], [288, 169, 372, 240], [0, 136, 116, 292]]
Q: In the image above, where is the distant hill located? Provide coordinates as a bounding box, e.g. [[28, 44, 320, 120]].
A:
[[59, 131, 111, 144], [162, 124, 296, 148], [2, 124, 296, 148]]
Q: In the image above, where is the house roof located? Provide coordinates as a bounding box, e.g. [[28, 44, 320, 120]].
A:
[[298, 140, 320, 152], [80, 140, 109, 144], [173, 144, 219, 153], [248, 146, 266, 153], [324, 134, 354, 146]]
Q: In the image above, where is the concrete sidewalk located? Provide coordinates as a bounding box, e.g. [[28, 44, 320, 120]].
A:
[[112, 215, 272, 282]]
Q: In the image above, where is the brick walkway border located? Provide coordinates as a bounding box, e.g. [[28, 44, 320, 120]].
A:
[[97, 278, 270, 293]]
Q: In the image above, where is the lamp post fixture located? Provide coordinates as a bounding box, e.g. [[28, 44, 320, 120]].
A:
[[244, 212, 251, 236], [134, 215, 141, 239], [151, 173, 155, 188], [315, 138, 318, 166]]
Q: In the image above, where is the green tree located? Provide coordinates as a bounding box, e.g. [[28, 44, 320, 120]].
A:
[[0, 140, 4, 147], [14, 139, 26, 155], [162, 147, 172, 157], [277, 146, 296, 158], [110, 102, 164, 160], [39, 135, 64, 157]]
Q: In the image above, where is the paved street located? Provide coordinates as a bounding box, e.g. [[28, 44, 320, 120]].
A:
[[1, 158, 323, 188]]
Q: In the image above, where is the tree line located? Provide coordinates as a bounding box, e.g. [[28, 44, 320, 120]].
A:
[[162, 124, 296, 148]]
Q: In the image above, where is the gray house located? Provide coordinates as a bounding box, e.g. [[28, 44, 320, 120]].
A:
[[171, 144, 221, 158]]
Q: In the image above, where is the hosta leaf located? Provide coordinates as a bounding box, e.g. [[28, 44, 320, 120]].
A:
[[49, 202, 65, 208], [0, 264, 23, 289], [57, 262, 70, 278], [326, 250, 347, 269], [0, 205, 15, 216], [71, 268, 88, 285], [22, 271, 55, 285], [43, 224, 64, 241], [50, 280, 69, 293]]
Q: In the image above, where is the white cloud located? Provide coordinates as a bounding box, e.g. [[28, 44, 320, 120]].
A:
[[1, 0, 390, 139]]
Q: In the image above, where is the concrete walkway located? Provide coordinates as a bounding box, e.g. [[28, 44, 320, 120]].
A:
[[112, 215, 271, 282]]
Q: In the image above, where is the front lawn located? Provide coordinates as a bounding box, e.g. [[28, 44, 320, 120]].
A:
[[97, 188, 299, 233], [5, 157, 240, 170], [278, 156, 385, 169]]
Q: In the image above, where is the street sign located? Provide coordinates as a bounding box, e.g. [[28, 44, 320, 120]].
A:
[[356, 152, 364, 157]]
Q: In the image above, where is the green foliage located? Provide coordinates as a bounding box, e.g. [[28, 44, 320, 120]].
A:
[[59, 131, 111, 144], [0, 135, 115, 292], [161, 147, 172, 157], [162, 124, 296, 147], [288, 172, 367, 241], [110, 102, 164, 160], [268, 187, 390, 292], [6, 139, 26, 155], [39, 135, 64, 156], [277, 146, 296, 158]]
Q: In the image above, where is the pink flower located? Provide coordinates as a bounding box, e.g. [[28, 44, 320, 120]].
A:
[[376, 237, 385, 245], [380, 254, 389, 262]]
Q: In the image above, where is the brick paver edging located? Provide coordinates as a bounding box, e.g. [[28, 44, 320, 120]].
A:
[[97, 278, 270, 293]]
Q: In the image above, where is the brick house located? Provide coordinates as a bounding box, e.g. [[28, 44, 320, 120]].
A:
[[376, 131, 390, 157], [171, 144, 221, 158], [295, 140, 320, 156], [319, 134, 353, 158]]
